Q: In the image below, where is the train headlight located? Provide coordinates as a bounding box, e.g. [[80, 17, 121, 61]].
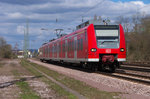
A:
[[91, 48, 97, 52], [120, 48, 125, 52]]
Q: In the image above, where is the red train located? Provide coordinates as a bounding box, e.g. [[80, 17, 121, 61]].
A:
[[39, 20, 126, 72]]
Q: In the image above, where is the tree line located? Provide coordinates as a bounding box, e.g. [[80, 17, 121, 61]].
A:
[[0, 37, 12, 59], [116, 13, 150, 62]]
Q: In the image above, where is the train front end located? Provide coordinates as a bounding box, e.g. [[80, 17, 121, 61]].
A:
[[87, 24, 126, 72]]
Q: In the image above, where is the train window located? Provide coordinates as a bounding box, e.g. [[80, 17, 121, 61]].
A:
[[85, 30, 87, 41], [55, 44, 56, 52], [68, 41, 70, 52], [45, 47, 46, 54], [65, 41, 67, 52], [77, 39, 80, 50], [81, 39, 83, 50], [46, 47, 47, 55], [95, 30, 118, 37], [46, 46, 48, 54], [95, 25, 119, 48], [59, 44, 60, 53], [74, 40, 76, 51], [69, 41, 71, 52], [62, 43, 65, 52], [77, 39, 83, 51], [52, 45, 54, 53], [57, 43, 59, 53], [72, 41, 74, 51], [49, 47, 50, 53]]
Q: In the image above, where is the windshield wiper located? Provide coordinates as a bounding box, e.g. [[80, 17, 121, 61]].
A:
[[101, 41, 116, 44]]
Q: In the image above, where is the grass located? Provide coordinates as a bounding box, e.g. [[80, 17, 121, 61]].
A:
[[21, 59, 77, 99], [22, 60, 121, 99], [11, 64, 40, 99], [11, 70, 20, 77], [0, 62, 5, 67], [16, 81, 40, 99]]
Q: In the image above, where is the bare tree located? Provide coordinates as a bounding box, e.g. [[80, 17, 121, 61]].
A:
[[115, 16, 124, 24], [0, 37, 12, 58], [115, 16, 131, 33]]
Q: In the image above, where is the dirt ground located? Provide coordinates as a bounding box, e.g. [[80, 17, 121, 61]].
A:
[[0, 59, 58, 99], [0, 59, 22, 99]]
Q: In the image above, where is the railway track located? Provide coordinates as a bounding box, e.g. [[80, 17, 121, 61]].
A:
[[120, 65, 150, 72], [37, 59, 150, 86], [96, 71, 150, 86], [51, 63, 150, 86], [123, 63, 150, 68]]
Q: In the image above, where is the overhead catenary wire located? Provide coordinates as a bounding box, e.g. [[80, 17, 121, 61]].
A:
[[39, 0, 107, 43], [37, 0, 150, 47], [61, 0, 107, 29]]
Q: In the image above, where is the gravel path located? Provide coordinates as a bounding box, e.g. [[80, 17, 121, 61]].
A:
[[28, 80, 57, 99], [0, 76, 20, 99], [29, 59, 150, 99], [0, 59, 64, 99]]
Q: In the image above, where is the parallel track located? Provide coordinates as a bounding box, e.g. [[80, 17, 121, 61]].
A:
[[120, 65, 150, 73], [39, 60, 150, 86], [97, 71, 150, 86], [122, 63, 150, 68]]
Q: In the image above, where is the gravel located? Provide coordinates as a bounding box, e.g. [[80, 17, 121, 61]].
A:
[[28, 80, 57, 99], [29, 59, 150, 99], [119, 69, 150, 78], [0, 76, 20, 99]]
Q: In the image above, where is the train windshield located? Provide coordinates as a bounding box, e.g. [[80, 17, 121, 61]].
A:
[[94, 25, 119, 48]]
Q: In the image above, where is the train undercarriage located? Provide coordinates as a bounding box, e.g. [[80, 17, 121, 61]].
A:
[[40, 57, 120, 73], [82, 60, 120, 73]]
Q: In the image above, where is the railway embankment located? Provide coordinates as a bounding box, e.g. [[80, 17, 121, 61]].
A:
[[29, 59, 150, 99]]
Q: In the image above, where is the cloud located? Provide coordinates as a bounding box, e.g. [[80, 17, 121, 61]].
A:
[[0, 0, 60, 5], [0, 0, 150, 49], [16, 25, 25, 35], [5, 12, 24, 19], [0, 0, 149, 24]]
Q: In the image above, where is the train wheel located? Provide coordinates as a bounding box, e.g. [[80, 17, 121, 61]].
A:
[[40, 59, 43, 62], [109, 64, 116, 73], [91, 63, 98, 72], [99, 64, 105, 72]]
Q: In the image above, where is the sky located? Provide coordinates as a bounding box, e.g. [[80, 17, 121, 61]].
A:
[[0, 0, 150, 50]]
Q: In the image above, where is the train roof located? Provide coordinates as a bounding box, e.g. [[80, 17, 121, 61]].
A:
[[76, 19, 117, 30], [40, 20, 118, 47]]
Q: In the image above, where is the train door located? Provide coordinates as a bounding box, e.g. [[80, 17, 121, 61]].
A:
[[65, 39, 68, 59], [74, 37, 77, 60]]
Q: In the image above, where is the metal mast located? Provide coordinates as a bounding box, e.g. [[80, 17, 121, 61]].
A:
[[23, 19, 29, 58]]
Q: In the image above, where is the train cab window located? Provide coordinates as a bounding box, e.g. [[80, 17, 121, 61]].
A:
[[94, 25, 119, 48]]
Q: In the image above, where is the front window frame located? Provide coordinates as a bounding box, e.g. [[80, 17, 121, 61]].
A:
[[94, 25, 120, 49]]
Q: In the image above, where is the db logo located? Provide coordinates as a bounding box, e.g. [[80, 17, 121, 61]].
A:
[[106, 49, 111, 53]]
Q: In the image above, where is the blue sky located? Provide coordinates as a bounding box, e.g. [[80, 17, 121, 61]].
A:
[[0, 0, 150, 50]]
